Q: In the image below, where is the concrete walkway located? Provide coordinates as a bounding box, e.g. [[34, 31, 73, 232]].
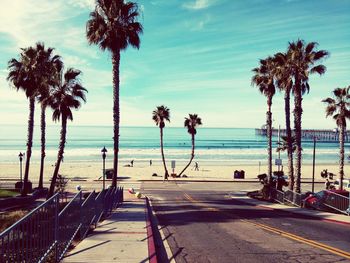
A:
[[63, 193, 153, 263]]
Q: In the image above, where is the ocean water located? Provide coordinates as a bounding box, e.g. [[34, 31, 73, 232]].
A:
[[0, 125, 347, 165]]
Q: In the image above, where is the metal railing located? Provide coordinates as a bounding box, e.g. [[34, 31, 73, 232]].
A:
[[323, 190, 350, 215], [0, 186, 123, 263], [271, 188, 284, 204], [283, 190, 303, 207]]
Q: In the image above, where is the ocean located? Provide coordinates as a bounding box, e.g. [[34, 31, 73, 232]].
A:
[[0, 125, 347, 165]]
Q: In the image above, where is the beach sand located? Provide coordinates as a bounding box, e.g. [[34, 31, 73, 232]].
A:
[[0, 161, 347, 184]]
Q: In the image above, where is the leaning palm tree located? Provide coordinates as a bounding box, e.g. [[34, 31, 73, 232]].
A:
[[7, 46, 40, 196], [152, 105, 170, 180], [276, 135, 297, 154], [47, 68, 87, 198], [287, 40, 329, 193], [322, 86, 350, 190], [178, 114, 202, 176], [35, 44, 63, 189], [252, 56, 276, 185], [274, 52, 295, 190], [86, 0, 143, 187]]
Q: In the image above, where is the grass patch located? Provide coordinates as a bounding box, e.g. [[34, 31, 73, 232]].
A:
[[0, 189, 18, 198]]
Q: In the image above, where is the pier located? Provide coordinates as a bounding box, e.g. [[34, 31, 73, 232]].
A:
[[255, 128, 350, 142]]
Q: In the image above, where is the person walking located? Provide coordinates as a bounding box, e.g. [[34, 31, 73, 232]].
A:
[[130, 160, 134, 167], [150, 160, 152, 166], [194, 162, 199, 171]]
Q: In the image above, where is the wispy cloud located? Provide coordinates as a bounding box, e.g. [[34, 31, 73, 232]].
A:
[[182, 0, 216, 10]]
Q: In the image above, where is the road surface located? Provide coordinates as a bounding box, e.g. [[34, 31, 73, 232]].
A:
[[142, 181, 350, 263]]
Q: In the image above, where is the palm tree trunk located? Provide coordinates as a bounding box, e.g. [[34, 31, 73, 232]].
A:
[[267, 97, 273, 184], [178, 134, 195, 176], [160, 127, 169, 179], [339, 124, 345, 190], [38, 104, 46, 189], [47, 116, 67, 199], [284, 87, 294, 190], [112, 50, 121, 187], [294, 81, 303, 193], [22, 97, 35, 196]]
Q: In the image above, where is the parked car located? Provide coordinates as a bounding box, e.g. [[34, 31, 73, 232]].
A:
[[304, 189, 349, 211]]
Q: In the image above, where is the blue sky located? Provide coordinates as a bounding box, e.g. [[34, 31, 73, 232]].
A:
[[0, 0, 349, 128]]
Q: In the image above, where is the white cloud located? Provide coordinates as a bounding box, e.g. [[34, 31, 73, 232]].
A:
[[183, 0, 215, 10], [67, 0, 95, 10]]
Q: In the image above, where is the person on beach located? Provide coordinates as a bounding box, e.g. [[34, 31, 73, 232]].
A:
[[194, 162, 199, 171], [150, 160, 152, 166], [130, 160, 134, 167], [325, 178, 331, 190]]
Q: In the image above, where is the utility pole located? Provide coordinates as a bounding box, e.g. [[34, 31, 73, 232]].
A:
[[312, 136, 316, 193]]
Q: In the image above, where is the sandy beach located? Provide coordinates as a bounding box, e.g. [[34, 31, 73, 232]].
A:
[[1, 161, 347, 185]]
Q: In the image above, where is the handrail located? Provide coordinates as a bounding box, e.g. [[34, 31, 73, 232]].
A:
[[0, 193, 59, 236], [0, 186, 124, 262]]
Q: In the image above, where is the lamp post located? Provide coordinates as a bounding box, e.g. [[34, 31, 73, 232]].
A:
[[101, 147, 107, 190], [18, 152, 24, 183]]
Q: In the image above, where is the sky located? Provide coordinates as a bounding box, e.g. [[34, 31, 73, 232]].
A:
[[0, 0, 349, 129]]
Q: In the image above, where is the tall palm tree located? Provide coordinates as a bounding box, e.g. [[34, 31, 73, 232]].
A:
[[287, 40, 328, 193], [86, 0, 143, 187], [322, 86, 350, 190], [47, 68, 87, 198], [152, 105, 170, 180], [35, 44, 63, 189], [178, 114, 202, 176], [274, 52, 295, 190], [252, 56, 276, 185], [7, 45, 41, 196]]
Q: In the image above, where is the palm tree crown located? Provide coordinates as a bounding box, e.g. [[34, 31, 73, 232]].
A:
[[86, 0, 143, 52], [184, 114, 202, 135], [323, 87, 350, 128], [152, 105, 170, 128], [50, 68, 87, 120], [251, 56, 276, 99]]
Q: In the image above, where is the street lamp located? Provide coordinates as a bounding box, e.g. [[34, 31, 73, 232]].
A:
[[101, 146, 107, 190], [18, 152, 24, 183]]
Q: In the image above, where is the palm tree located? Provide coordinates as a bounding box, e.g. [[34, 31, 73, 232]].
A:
[[322, 86, 350, 190], [287, 40, 329, 193], [35, 44, 63, 189], [276, 135, 297, 154], [252, 56, 276, 185], [178, 114, 202, 177], [47, 68, 87, 198], [152, 105, 170, 180], [7, 45, 40, 196], [273, 52, 295, 190], [86, 0, 143, 187]]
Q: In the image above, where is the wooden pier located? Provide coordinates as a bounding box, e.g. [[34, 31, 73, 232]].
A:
[[255, 128, 349, 142]]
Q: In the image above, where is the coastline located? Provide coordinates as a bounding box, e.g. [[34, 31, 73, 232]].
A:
[[1, 161, 348, 184]]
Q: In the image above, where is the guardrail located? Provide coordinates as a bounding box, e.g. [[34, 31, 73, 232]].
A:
[[0, 186, 123, 262], [323, 190, 350, 215]]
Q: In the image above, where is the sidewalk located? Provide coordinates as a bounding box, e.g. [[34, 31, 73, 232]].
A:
[[63, 191, 155, 263], [231, 194, 350, 225]]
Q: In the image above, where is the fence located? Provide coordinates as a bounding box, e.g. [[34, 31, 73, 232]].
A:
[[270, 188, 285, 204], [0, 186, 123, 263], [270, 189, 303, 207], [323, 190, 350, 215]]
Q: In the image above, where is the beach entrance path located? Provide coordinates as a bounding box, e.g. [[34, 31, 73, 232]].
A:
[[143, 181, 350, 263], [63, 193, 151, 263]]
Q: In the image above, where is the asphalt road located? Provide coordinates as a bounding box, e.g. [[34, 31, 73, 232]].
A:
[[142, 181, 350, 263]]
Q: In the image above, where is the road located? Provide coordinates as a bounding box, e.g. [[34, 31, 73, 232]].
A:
[[142, 181, 350, 263]]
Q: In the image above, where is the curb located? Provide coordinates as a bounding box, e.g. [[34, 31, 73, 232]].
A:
[[145, 197, 158, 263], [139, 179, 325, 183], [148, 198, 176, 263]]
